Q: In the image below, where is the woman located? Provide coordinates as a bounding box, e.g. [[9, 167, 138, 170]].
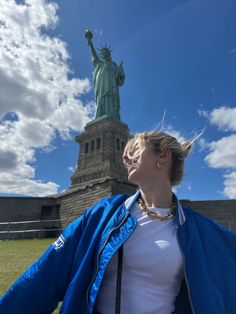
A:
[[1, 131, 236, 314]]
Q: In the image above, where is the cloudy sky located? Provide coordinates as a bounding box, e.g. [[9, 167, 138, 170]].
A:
[[0, 0, 235, 200]]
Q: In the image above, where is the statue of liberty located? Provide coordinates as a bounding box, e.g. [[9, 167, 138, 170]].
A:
[[85, 29, 125, 120]]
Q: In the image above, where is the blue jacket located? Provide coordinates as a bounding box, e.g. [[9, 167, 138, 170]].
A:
[[1, 191, 236, 314]]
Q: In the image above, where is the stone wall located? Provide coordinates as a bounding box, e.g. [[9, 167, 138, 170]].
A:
[[0, 192, 235, 239], [58, 179, 136, 229], [111, 180, 137, 196], [0, 197, 56, 222], [0, 197, 59, 240], [181, 199, 236, 231], [58, 184, 236, 232]]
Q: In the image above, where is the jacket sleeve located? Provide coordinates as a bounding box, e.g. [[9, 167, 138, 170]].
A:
[[0, 214, 86, 314]]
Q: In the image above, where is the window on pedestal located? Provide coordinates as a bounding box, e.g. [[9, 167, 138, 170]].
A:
[[91, 140, 95, 151], [121, 141, 125, 152], [96, 138, 101, 150], [116, 138, 120, 151], [85, 142, 89, 153]]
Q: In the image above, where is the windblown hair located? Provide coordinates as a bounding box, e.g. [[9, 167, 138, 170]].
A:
[[123, 130, 203, 186]]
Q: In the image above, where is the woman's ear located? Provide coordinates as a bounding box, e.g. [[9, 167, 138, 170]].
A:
[[158, 149, 172, 165]]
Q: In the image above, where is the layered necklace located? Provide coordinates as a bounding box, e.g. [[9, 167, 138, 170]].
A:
[[137, 195, 176, 221]]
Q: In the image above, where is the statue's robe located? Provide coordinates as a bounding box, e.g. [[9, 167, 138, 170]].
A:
[[93, 59, 125, 119]]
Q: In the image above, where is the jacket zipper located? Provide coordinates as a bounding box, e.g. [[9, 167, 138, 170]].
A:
[[86, 210, 130, 314], [176, 227, 196, 314]]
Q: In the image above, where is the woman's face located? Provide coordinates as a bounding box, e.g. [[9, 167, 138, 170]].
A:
[[124, 141, 160, 186]]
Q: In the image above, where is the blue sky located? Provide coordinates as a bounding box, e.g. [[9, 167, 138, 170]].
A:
[[0, 0, 236, 200]]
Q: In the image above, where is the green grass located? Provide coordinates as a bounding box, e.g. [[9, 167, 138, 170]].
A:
[[0, 238, 61, 313]]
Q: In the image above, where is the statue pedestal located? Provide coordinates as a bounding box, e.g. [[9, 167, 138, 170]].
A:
[[86, 115, 122, 126], [58, 117, 136, 227], [71, 117, 131, 187]]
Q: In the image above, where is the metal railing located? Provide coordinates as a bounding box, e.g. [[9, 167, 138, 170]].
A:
[[0, 219, 63, 240]]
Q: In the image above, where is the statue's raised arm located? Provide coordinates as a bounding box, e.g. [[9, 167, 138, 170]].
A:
[[85, 29, 125, 121], [85, 29, 99, 66]]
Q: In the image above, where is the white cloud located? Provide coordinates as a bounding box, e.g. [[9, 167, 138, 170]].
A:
[[207, 106, 236, 132], [204, 134, 236, 169], [200, 106, 236, 199], [0, 177, 59, 197], [197, 109, 209, 119], [223, 172, 236, 199], [68, 166, 75, 172], [198, 138, 208, 151], [160, 124, 186, 143], [0, 0, 95, 196]]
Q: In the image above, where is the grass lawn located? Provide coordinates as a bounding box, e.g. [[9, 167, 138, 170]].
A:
[[0, 238, 61, 313]]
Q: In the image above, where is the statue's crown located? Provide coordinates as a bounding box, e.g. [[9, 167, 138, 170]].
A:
[[98, 43, 113, 56]]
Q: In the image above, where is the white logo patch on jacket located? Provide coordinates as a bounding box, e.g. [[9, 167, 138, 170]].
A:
[[53, 235, 66, 250]]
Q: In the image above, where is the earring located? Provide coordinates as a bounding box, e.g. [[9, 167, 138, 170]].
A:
[[157, 162, 161, 169]]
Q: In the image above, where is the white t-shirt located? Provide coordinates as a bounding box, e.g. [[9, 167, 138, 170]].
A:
[[95, 199, 183, 314]]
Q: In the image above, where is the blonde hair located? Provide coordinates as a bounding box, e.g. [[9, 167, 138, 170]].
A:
[[123, 130, 202, 186]]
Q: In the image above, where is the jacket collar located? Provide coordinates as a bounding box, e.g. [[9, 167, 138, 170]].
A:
[[124, 189, 186, 226]]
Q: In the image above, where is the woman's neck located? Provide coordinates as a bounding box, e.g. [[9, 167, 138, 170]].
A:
[[139, 182, 173, 209]]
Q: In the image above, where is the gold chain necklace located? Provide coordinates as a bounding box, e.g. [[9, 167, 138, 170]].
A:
[[137, 196, 176, 221]]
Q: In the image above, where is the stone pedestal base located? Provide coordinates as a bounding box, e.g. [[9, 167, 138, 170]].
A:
[[58, 178, 136, 228], [59, 117, 137, 226]]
